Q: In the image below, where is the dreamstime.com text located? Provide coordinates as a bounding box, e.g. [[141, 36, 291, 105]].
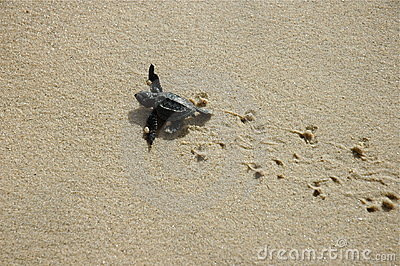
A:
[[257, 240, 396, 262]]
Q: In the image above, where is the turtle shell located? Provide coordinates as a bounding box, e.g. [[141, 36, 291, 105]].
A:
[[155, 93, 196, 121]]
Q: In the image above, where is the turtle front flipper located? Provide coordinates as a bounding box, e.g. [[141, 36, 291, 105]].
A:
[[144, 109, 166, 146], [147, 64, 163, 93]]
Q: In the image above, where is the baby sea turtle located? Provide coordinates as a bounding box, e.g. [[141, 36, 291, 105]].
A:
[[135, 64, 212, 146]]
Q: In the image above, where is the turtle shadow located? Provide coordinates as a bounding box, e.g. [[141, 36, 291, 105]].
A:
[[128, 107, 150, 128], [128, 108, 212, 141]]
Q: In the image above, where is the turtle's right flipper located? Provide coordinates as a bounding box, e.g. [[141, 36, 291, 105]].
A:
[[147, 64, 163, 93], [144, 109, 166, 146]]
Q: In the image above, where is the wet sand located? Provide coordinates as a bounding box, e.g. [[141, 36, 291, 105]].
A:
[[1, 1, 399, 264]]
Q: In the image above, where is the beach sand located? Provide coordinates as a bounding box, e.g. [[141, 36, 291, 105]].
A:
[[1, 1, 399, 264]]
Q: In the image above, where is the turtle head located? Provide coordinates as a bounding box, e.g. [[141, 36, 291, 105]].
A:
[[135, 91, 158, 107]]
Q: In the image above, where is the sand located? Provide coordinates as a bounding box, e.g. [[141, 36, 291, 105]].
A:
[[1, 1, 399, 264]]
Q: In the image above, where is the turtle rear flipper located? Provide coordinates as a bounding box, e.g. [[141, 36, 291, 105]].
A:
[[195, 106, 213, 116], [165, 120, 183, 134], [148, 64, 163, 93]]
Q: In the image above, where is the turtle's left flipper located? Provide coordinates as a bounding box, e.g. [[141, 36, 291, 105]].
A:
[[164, 120, 182, 134], [147, 64, 163, 93], [144, 109, 166, 146]]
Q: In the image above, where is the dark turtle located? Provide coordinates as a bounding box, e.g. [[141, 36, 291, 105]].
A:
[[135, 64, 212, 146]]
